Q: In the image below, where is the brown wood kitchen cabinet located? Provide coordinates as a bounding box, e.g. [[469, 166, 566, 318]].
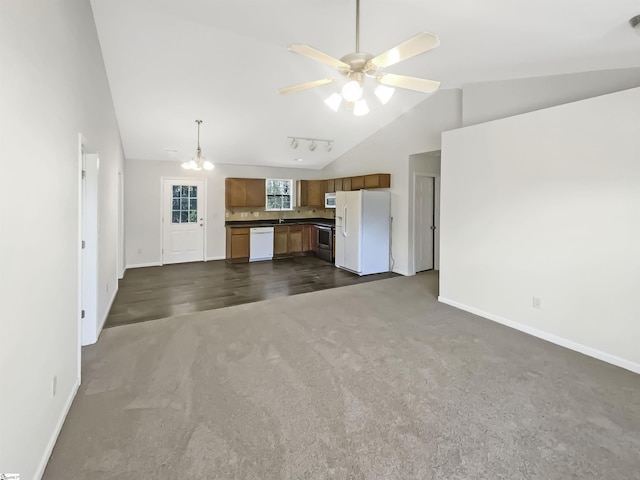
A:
[[225, 178, 265, 208], [225, 227, 250, 262], [274, 226, 288, 255], [302, 225, 314, 252], [364, 173, 391, 189], [326, 178, 335, 193], [288, 225, 304, 253], [298, 180, 326, 207], [351, 175, 365, 190]]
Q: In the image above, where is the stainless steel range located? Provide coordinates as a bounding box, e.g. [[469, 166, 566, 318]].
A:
[[316, 225, 333, 262]]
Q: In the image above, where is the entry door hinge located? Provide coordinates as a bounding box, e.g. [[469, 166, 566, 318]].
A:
[[82, 170, 86, 179], [81, 309, 85, 319], [82, 240, 86, 249]]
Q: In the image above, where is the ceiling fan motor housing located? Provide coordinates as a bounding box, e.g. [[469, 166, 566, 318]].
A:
[[338, 52, 378, 77]]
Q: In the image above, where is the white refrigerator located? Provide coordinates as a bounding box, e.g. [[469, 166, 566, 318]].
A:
[[335, 190, 391, 275]]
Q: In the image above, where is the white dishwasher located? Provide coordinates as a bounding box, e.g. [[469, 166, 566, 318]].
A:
[[249, 227, 274, 261]]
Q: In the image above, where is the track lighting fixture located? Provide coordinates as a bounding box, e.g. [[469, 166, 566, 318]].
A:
[[287, 137, 334, 153]]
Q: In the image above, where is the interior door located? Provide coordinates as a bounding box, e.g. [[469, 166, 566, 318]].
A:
[[162, 179, 205, 264], [415, 175, 435, 272]]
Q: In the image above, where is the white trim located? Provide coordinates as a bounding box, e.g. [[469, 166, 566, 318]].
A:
[[77, 134, 84, 381], [438, 296, 640, 375], [206, 255, 225, 261], [410, 171, 440, 276], [34, 378, 80, 480], [126, 261, 162, 269]]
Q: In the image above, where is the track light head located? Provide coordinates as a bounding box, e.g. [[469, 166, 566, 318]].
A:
[[326, 141, 333, 152], [309, 140, 317, 151], [290, 137, 299, 149]]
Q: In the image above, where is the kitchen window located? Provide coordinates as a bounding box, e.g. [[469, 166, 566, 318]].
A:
[[265, 179, 294, 211]]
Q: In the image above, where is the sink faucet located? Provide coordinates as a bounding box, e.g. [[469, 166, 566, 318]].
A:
[[278, 218, 284, 224]]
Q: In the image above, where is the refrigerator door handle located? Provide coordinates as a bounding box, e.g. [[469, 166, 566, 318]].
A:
[[343, 205, 347, 237]]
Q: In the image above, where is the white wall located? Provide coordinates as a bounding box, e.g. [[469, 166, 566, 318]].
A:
[[125, 161, 324, 266], [0, 1, 125, 478], [462, 67, 640, 127], [440, 87, 640, 373], [322, 89, 462, 275]]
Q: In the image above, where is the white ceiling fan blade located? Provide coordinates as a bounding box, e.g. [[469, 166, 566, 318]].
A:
[[278, 78, 335, 95], [377, 73, 440, 93], [288, 44, 350, 70], [368, 33, 440, 70]]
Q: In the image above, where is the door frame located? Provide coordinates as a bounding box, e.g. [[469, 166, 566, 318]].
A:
[[78, 134, 100, 351], [160, 177, 207, 265], [411, 172, 440, 275]]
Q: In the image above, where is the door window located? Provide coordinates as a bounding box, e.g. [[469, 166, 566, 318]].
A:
[[171, 185, 198, 223]]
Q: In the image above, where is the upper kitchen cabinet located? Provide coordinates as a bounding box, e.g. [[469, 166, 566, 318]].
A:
[[364, 174, 391, 189], [298, 180, 326, 207], [225, 178, 266, 208]]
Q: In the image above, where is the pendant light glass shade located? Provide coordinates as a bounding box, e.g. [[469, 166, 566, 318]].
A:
[[341, 80, 363, 102], [324, 92, 343, 112], [374, 84, 395, 104], [182, 120, 214, 171], [353, 99, 369, 116]]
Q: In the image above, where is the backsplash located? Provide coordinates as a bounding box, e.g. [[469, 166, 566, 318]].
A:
[[225, 206, 335, 221]]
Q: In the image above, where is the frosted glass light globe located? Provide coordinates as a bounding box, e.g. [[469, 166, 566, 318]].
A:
[[341, 80, 363, 102]]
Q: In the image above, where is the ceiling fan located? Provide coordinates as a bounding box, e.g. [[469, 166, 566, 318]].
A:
[[278, 0, 440, 112]]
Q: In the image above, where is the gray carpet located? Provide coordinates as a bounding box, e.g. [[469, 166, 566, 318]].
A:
[[45, 272, 640, 479]]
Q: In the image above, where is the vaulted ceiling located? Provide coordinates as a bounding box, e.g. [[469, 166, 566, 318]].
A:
[[90, 0, 640, 169]]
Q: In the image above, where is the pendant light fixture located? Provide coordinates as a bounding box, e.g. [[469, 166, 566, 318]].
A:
[[181, 120, 214, 171]]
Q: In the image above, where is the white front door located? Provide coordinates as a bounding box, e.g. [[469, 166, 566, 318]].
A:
[[415, 175, 435, 272], [162, 179, 205, 264]]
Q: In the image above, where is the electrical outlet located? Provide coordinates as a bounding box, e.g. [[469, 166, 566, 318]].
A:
[[52, 376, 57, 397], [533, 297, 542, 309]]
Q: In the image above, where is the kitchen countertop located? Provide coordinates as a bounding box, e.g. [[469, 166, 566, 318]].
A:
[[225, 218, 335, 228]]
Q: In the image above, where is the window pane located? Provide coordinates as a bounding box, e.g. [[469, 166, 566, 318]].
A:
[[172, 211, 181, 223], [282, 196, 290, 209], [188, 210, 198, 223], [180, 211, 189, 222], [181, 186, 189, 196], [265, 179, 293, 210], [180, 198, 189, 210], [172, 199, 180, 210], [190, 198, 197, 210], [173, 186, 181, 197], [189, 186, 197, 197]]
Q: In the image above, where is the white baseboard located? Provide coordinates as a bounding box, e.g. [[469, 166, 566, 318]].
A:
[[438, 296, 640, 375], [34, 377, 80, 480], [125, 261, 162, 269], [206, 255, 225, 261]]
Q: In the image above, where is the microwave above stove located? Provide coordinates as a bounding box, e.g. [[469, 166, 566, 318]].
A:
[[325, 192, 336, 208]]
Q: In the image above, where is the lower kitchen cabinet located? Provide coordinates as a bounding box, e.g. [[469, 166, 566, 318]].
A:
[[225, 227, 250, 262], [288, 225, 303, 253], [274, 226, 288, 255]]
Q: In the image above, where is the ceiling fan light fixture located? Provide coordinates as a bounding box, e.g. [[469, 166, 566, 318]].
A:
[[341, 79, 363, 102], [353, 99, 369, 116], [374, 84, 395, 105], [324, 92, 343, 112]]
